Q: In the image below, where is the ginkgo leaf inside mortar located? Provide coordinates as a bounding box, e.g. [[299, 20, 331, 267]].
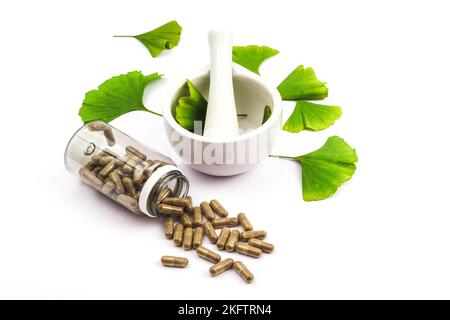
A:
[[175, 80, 208, 133]]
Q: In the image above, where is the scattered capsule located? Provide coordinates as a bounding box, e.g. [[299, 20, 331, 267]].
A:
[[173, 224, 184, 247], [161, 256, 188, 268], [192, 227, 204, 249], [210, 199, 228, 217], [235, 243, 262, 258], [196, 246, 221, 263], [233, 261, 254, 283], [125, 146, 147, 161], [212, 217, 239, 229], [225, 230, 240, 252], [203, 221, 218, 244], [248, 238, 274, 253], [98, 160, 117, 178], [216, 227, 231, 250], [237, 213, 253, 231], [162, 197, 191, 208], [156, 204, 184, 217], [79, 167, 103, 190], [239, 230, 267, 241], [122, 177, 137, 198], [116, 194, 139, 212], [200, 201, 215, 221], [165, 217, 174, 239], [182, 227, 193, 250], [109, 170, 125, 193], [157, 187, 172, 204], [192, 207, 203, 227], [180, 213, 193, 227], [185, 196, 194, 214], [209, 258, 234, 277]]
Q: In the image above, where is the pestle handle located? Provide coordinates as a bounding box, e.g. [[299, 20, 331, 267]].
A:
[[203, 29, 239, 138]]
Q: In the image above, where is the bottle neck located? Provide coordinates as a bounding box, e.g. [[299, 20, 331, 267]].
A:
[[139, 165, 189, 217]]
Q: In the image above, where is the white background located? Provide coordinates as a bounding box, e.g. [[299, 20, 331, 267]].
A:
[[0, 0, 449, 299]]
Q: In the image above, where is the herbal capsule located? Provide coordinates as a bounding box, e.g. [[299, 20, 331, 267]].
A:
[[233, 261, 254, 283], [116, 194, 139, 212], [98, 160, 117, 178], [212, 217, 239, 229], [162, 197, 191, 208], [101, 180, 116, 196], [126, 146, 147, 161], [122, 177, 137, 198], [192, 207, 203, 227], [200, 201, 215, 221], [237, 213, 253, 231], [182, 227, 193, 250], [235, 242, 262, 258], [185, 196, 194, 214], [216, 227, 231, 250], [173, 224, 184, 247], [192, 227, 204, 249], [180, 213, 193, 227], [109, 170, 125, 193], [196, 246, 221, 263], [132, 167, 144, 186], [91, 166, 102, 175], [210, 258, 234, 277], [203, 221, 218, 244], [239, 230, 267, 241], [210, 199, 228, 217], [157, 187, 172, 204], [99, 156, 116, 166], [79, 167, 103, 190], [225, 230, 240, 252], [161, 256, 188, 268], [165, 217, 174, 239], [156, 204, 184, 217], [248, 238, 274, 253]]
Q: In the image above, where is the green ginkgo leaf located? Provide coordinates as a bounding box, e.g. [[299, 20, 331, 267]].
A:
[[271, 136, 358, 201], [277, 65, 328, 100], [232, 45, 279, 74], [175, 80, 208, 132], [79, 71, 162, 123], [283, 101, 342, 133], [114, 21, 182, 57], [262, 105, 272, 125]]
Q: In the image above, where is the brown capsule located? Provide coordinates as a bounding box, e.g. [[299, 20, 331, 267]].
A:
[[79, 167, 104, 190], [212, 217, 239, 229], [157, 187, 172, 204], [122, 164, 134, 174], [239, 230, 267, 241], [122, 177, 137, 198], [225, 230, 240, 252], [185, 196, 194, 213], [161, 197, 191, 208], [103, 148, 121, 158], [192, 207, 203, 227], [84, 160, 97, 170], [132, 167, 144, 186], [87, 122, 108, 132], [248, 238, 274, 253], [233, 261, 254, 283], [125, 146, 147, 161], [209, 258, 234, 277], [235, 243, 262, 258], [182, 227, 193, 250], [98, 160, 117, 178], [156, 204, 184, 217], [196, 246, 221, 263], [180, 213, 193, 227], [165, 217, 174, 239], [200, 201, 215, 221], [98, 156, 116, 166], [109, 170, 125, 193], [116, 194, 139, 212], [173, 224, 184, 247], [210, 199, 228, 217], [237, 213, 253, 231], [91, 166, 102, 175], [192, 227, 204, 249], [203, 221, 218, 244], [101, 180, 116, 196], [103, 128, 116, 146], [161, 256, 188, 268], [216, 227, 231, 250]]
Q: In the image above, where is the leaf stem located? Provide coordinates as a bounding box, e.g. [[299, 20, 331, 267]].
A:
[[269, 154, 296, 160], [113, 35, 136, 38]]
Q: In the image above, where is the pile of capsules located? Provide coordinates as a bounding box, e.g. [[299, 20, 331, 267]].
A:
[[158, 196, 274, 283]]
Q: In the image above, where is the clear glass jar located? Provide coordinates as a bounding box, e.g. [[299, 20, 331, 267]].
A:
[[64, 121, 189, 217]]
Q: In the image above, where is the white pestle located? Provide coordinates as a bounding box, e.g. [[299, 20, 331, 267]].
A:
[[203, 29, 240, 139]]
